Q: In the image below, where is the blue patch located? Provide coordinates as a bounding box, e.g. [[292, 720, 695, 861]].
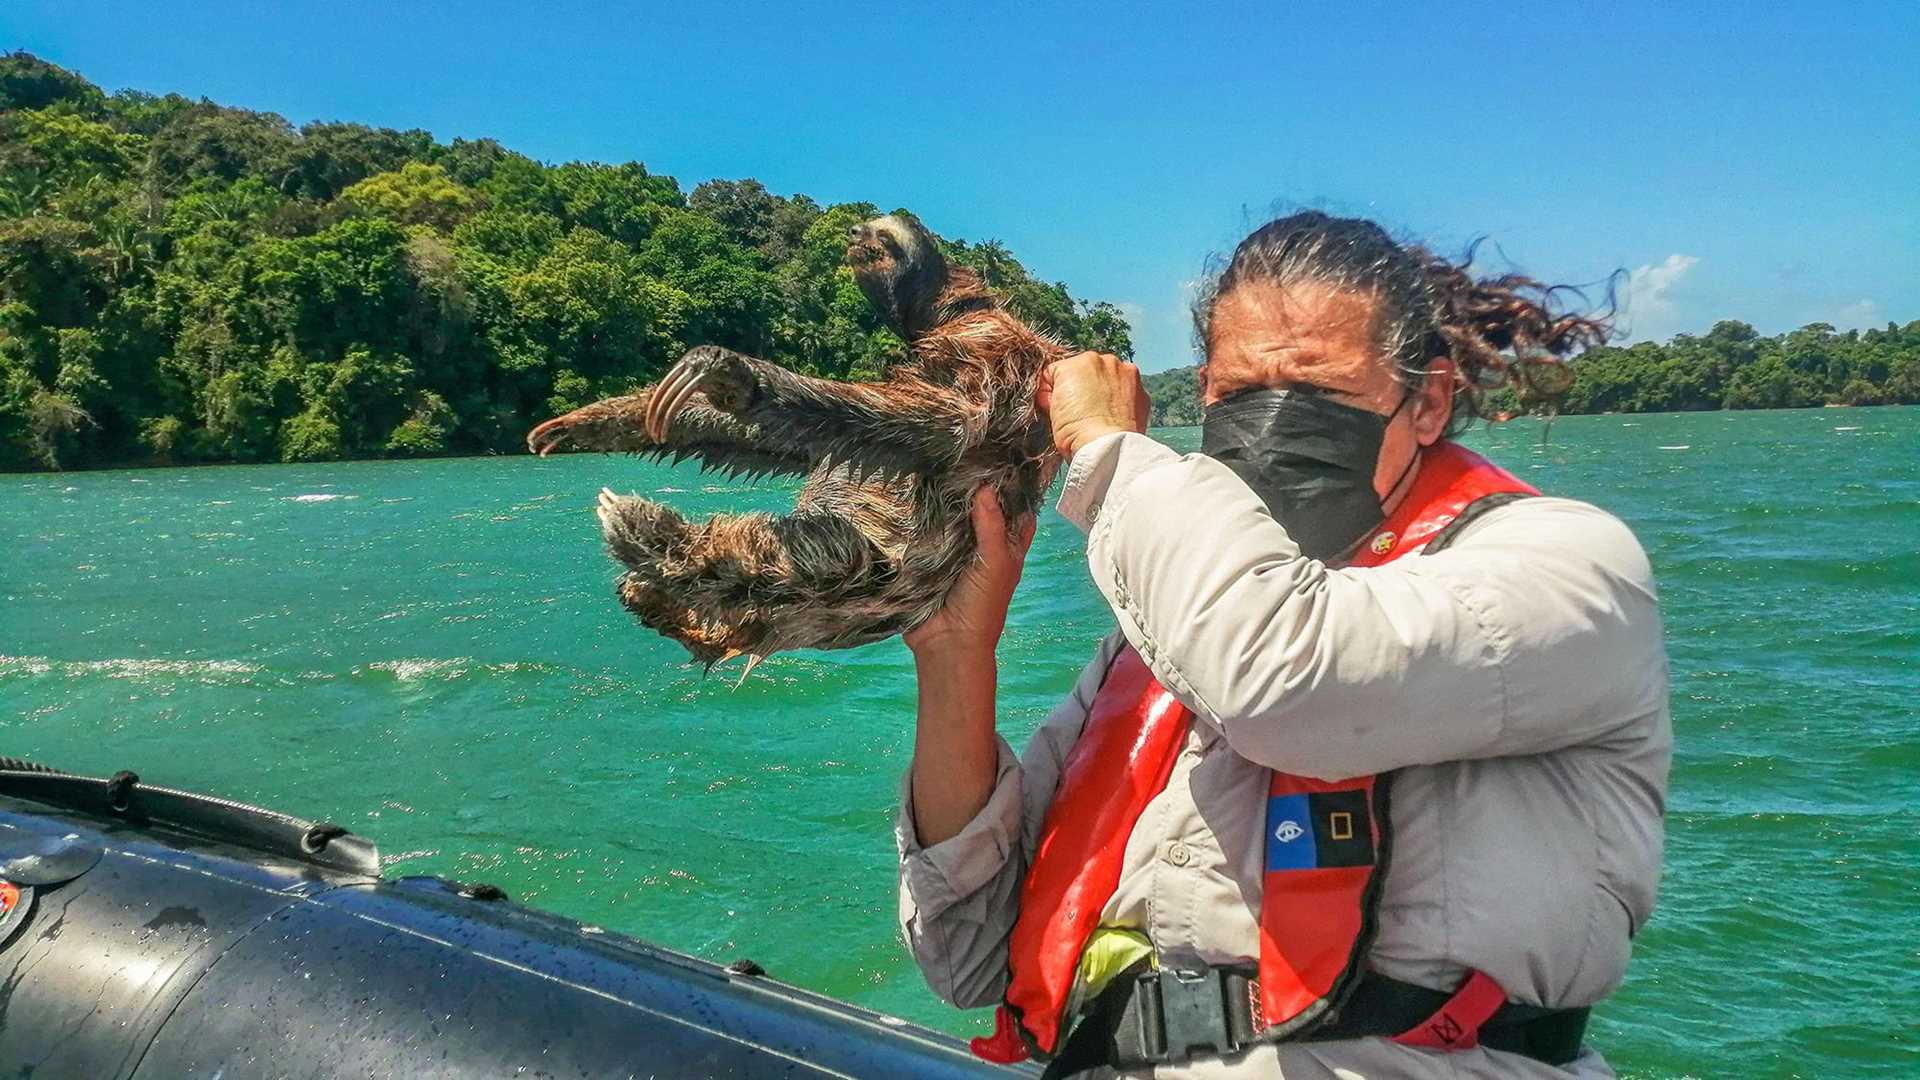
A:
[[1264, 794, 1318, 872]]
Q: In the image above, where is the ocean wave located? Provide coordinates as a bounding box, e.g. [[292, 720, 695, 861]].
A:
[[0, 656, 53, 677], [0, 655, 262, 681], [365, 657, 472, 681], [355, 658, 560, 683], [287, 493, 358, 503]]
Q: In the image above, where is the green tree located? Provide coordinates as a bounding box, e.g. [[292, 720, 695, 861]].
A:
[[145, 105, 297, 190], [0, 51, 106, 114], [340, 162, 479, 231], [1142, 366, 1203, 426], [280, 121, 435, 202]]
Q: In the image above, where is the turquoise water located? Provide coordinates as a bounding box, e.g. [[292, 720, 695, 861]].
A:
[[4, 407, 1917, 1077]]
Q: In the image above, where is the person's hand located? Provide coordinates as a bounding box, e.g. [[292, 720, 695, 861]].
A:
[[1036, 351, 1151, 456], [904, 487, 1036, 657]]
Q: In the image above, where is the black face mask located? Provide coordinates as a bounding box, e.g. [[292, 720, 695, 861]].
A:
[[1200, 387, 1413, 561]]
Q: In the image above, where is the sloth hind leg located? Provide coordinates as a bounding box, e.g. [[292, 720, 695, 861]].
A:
[[596, 491, 891, 651]]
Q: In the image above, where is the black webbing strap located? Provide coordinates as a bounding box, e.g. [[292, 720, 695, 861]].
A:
[[1423, 491, 1536, 556], [1304, 972, 1588, 1064], [1044, 967, 1588, 1076]]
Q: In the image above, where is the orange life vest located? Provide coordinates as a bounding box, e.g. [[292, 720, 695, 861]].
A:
[[974, 442, 1539, 1063]]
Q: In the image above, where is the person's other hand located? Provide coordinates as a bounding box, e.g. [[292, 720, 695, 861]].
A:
[[904, 487, 1036, 657], [1036, 351, 1151, 456]]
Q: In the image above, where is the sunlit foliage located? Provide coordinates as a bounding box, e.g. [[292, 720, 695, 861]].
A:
[[0, 53, 1132, 469]]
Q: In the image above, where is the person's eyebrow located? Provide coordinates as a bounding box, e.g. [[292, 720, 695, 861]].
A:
[[1278, 377, 1366, 401], [1316, 383, 1372, 402]]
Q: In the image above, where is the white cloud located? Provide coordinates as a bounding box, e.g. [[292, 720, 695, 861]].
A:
[[1620, 254, 1700, 343], [1831, 298, 1879, 329], [1133, 282, 1207, 372]]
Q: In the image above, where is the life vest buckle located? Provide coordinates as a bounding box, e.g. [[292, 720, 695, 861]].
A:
[[1130, 968, 1256, 1065]]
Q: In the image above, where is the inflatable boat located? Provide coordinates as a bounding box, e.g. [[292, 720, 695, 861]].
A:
[[0, 759, 1025, 1078]]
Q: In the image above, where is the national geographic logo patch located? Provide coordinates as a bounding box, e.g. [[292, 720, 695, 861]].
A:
[[1264, 789, 1376, 872], [1306, 789, 1375, 868]]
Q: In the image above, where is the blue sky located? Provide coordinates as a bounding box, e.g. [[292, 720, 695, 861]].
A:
[[7, 2, 1916, 372]]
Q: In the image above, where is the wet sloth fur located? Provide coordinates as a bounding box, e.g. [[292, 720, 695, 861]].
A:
[[526, 215, 1064, 673]]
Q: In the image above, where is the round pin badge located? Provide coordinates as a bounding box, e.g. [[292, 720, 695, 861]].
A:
[[1369, 531, 1397, 556]]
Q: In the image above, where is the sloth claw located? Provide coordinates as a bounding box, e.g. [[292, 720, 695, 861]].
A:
[[645, 348, 752, 443], [527, 415, 570, 456]]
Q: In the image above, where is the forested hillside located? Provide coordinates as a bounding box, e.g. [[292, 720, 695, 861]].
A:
[[0, 53, 1131, 470], [1143, 319, 1920, 427], [1550, 319, 1920, 413]]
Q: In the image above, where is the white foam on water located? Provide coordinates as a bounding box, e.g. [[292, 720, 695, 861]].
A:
[[24, 657, 263, 680], [288, 493, 357, 503], [656, 486, 688, 493], [369, 657, 471, 681], [1833, 426, 1861, 432], [1658, 445, 1691, 451]]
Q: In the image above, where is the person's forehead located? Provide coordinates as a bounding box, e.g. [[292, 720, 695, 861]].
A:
[[1206, 283, 1391, 401]]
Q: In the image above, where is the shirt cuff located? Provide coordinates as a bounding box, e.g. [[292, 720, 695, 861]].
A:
[[895, 737, 1024, 913], [1055, 431, 1184, 534]]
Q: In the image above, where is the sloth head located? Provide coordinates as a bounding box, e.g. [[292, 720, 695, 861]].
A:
[[846, 214, 952, 339]]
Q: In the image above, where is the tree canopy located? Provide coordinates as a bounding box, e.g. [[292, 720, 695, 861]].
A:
[[0, 53, 1133, 470], [1141, 318, 1920, 427]]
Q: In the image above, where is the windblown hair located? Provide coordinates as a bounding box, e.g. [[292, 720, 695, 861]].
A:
[[1192, 211, 1615, 432]]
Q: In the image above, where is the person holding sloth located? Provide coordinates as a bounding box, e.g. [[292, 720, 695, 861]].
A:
[[898, 211, 1671, 1078]]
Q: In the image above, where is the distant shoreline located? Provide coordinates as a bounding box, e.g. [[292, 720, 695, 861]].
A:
[[6, 402, 1913, 475], [1142, 398, 1913, 432]]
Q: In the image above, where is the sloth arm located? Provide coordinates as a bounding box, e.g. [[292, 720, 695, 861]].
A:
[[528, 393, 814, 480], [650, 346, 981, 473]]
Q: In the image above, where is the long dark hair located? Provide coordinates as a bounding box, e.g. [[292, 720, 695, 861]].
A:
[[1193, 211, 1614, 432]]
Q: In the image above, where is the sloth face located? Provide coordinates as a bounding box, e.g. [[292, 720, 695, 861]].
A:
[[847, 214, 947, 338]]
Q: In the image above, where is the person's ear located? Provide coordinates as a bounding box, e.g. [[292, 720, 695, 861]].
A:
[[1411, 359, 1456, 445], [1196, 364, 1210, 405]]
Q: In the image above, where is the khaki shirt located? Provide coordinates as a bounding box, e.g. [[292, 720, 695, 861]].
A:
[[896, 432, 1671, 1078]]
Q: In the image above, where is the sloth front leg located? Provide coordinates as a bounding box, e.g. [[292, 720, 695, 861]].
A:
[[527, 391, 811, 480], [644, 346, 978, 473]]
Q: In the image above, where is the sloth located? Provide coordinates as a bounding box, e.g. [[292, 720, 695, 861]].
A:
[[525, 214, 1064, 675]]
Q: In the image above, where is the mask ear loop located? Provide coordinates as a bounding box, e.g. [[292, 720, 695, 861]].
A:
[[1376, 382, 1424, 511]]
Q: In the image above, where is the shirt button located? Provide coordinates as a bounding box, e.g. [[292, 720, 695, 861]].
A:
[[1086, 500, 1103, 523], [1164, 842, 1191, 867]]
